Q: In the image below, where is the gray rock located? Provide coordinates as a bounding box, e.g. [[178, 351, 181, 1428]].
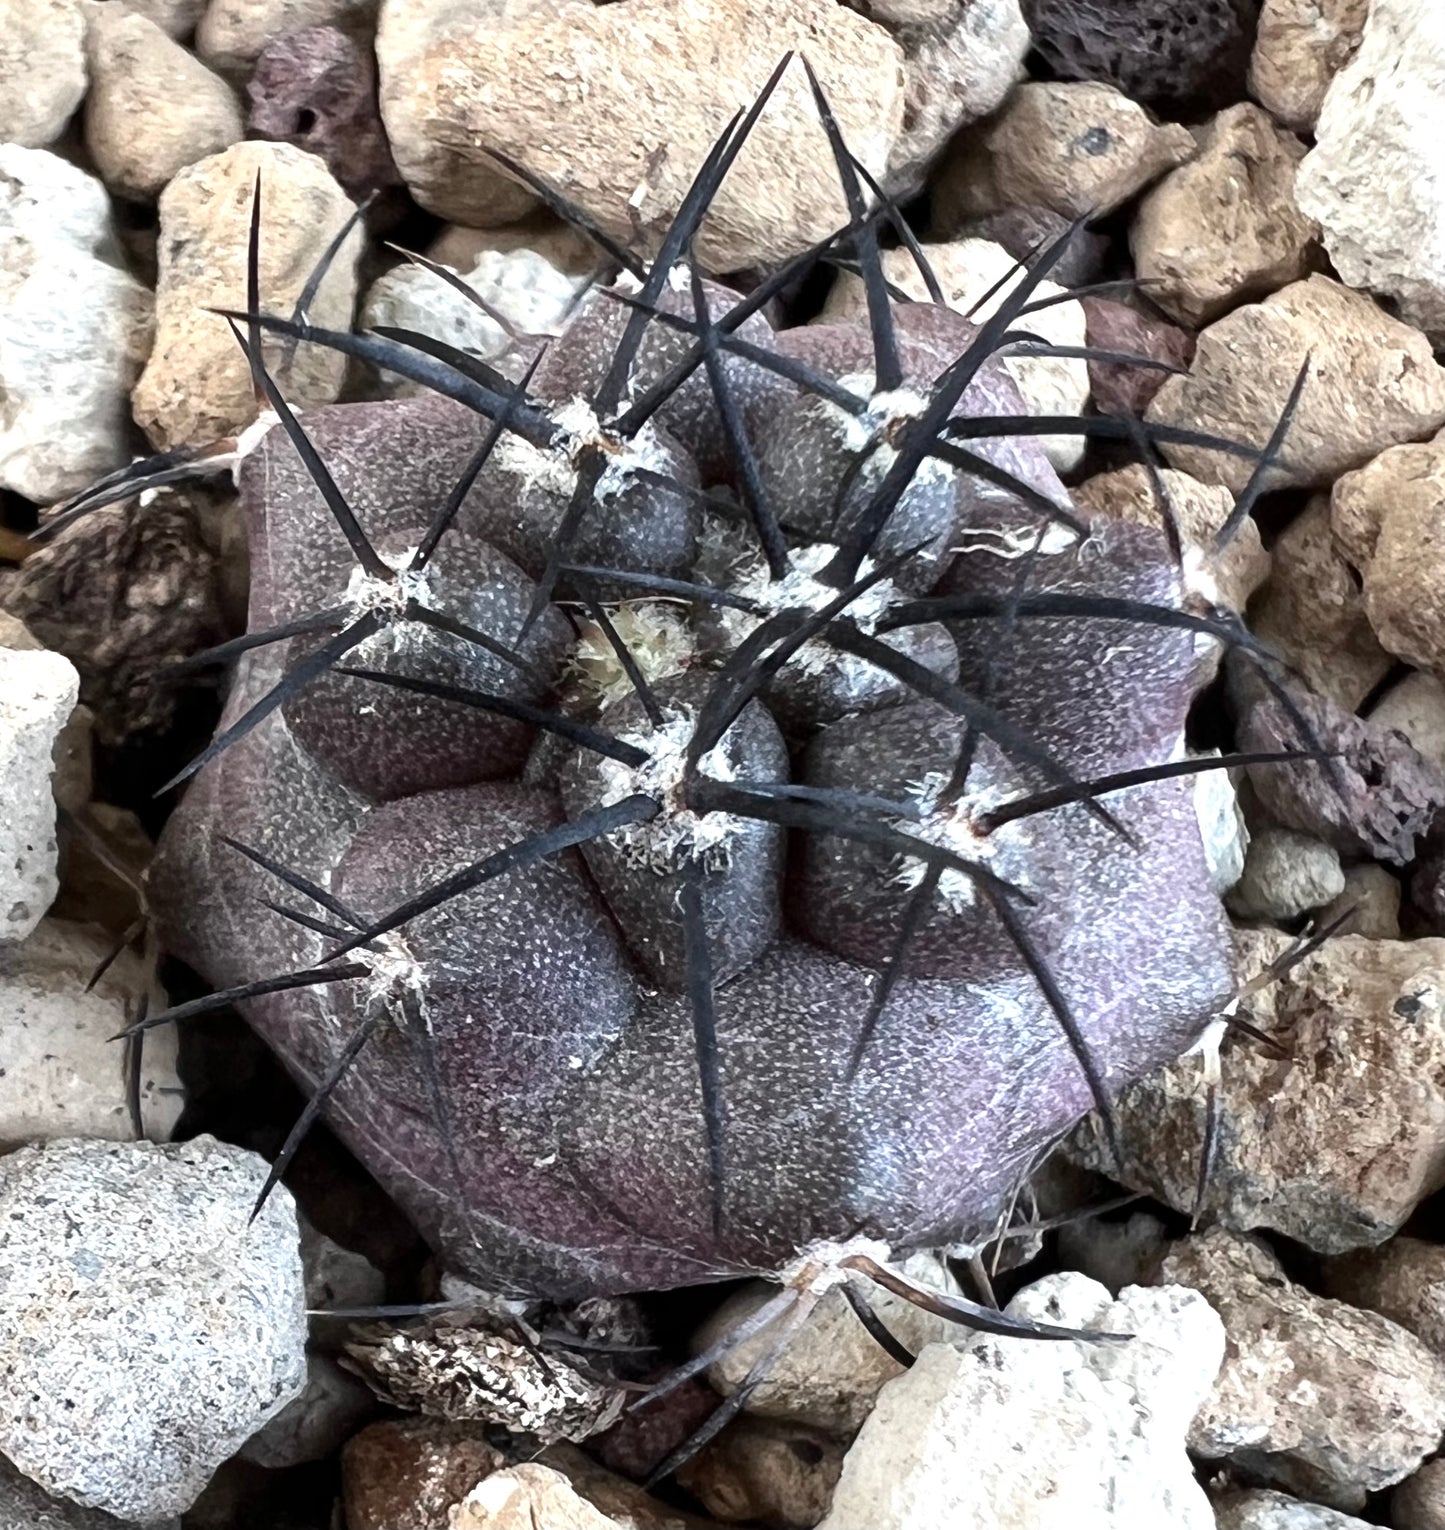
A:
[[877, 0, 1028, 194], [1162, 1228, 1445, 1497], [1226, 828, 1344, 923], [0, 1137, 307, 1521], [239, 1352, 373, 1467], [299, 1216, 385, 1314], [819, 1273, 1224, 1530], [0, 148, 154, 504], [0, 920, 181, 1144], [1319, 1235, 1445, 1356], [0, 651, 77, 943], [1073, 930, 1445, 1254], [1393, 1456, 1445, 1529], [1057, 1210, 1170, 1295], [0, 1451, 178, 1529], [1316, 864, 1402, 941], [1297, 0, 1445, 343], [1213, 1489, 1372, 1529], [0, 0, 87, 148]]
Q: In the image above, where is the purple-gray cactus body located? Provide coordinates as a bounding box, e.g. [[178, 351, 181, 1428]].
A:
[[148, 284, 1234, 1301]]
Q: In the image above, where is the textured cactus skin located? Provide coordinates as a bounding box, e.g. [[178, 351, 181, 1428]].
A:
[[147, 291, 1235, 1301]]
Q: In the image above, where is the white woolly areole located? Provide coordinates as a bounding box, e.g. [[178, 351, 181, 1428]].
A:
[[719, 543, 896, 683], [232, 408, 280, 480], [358, 932, 430, 1023], [952, 519, 1080, 559], [834, 371, 932, 454], [592, 705, 742, 875], [775, 1237, 894, 1295], [571, 601, 696, 709], [891, 771, 1035, 914], [502, 397, 678, 505], [342, 544, 438, 667]]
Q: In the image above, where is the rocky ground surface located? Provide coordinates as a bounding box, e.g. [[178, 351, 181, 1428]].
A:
[[6, 0, 1445, 1526]]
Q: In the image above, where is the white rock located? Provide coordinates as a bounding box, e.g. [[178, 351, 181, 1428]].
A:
[[0, 1136, 307, 1521], [0, 919, 182, 1144], [883, 0, 1029, 193], [0, 650, 77, 943], [820, 1273, 1225, 1530], [0, 147, 155, 503], [1297, 0, 1445, 342], [1193, 757, 1250, 896], [1226, 827, 1344, 922], [697, 1251, 966, 1433], [1214, 1489, 1373, 1529], [822, 238, 1089, 471], [359, 245, 589, 397], [0, 0, 87, 148], [0, 1452, 179, 1529]]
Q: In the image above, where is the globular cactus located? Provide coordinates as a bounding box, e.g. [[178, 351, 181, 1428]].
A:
[[74, 57, 1302, 1427]]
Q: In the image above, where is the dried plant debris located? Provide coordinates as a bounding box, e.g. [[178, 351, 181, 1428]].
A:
[[343, 1317, 625, 1443]]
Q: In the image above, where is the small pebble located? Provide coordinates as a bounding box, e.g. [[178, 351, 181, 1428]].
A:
[[819, 1273, 1225, 1530], [1296, 0, 1445, 343], [1162, 1228, 1445, 1499], [0, 1136, 307, 1521], [0, 0, 86, 148], [1250, 0, 1368, 133], [1148, 276, 1445, 496], [84, 3, 243, 201], [1132, 103, 1318, 328], [0, 918, 181, 1143], [1074, 930, 1445, 1254], [0, 652, 78, 943], [935, 80, 1196, 222], [1226, 827, 1344, 923], [132, 139, 362, 451]]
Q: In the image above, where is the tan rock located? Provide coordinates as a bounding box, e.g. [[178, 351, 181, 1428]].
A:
[[1073, 930, 1445, 1254], [935, 80, 1195, 222], [84, 4, 244, 201], [1316, 864, 1403, 941], [677, 1419, 844, 1528], [1162, 1228, 1445, 1495], [1393, 1457, 1445, 1530], [197, 0, 376, 74], [0, 0, 87, 148], [1147, 275, 1445, 496], [1250, 0, 1368, 133], [448, 1465, 623, 1530], [1329, 436, 1445, 674], [343, 1418, 505, 1530], [124, 0, 208, 37], [821, 237, 1089, 471], [695, 1252, 963, 1433], [410, 0, 906, 270], [1247, 497, 1393, 710], [132, 140, 362, 451], [376, 0, 542, 230], [1132, 104, 1318, 328], [1072, 464, 1270, 615], [1369, 669, 1445, 775]]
